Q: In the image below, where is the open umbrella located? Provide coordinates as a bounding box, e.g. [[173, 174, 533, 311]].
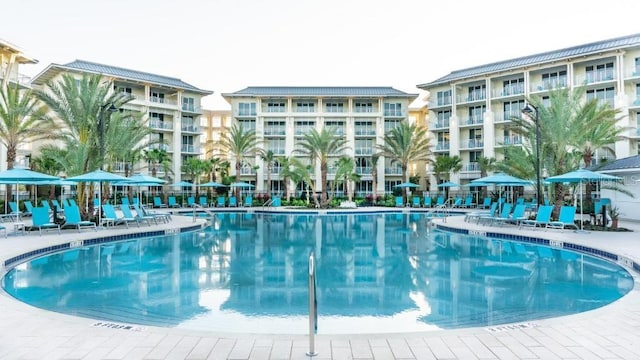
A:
[[545, 169, 622, 231], [66, 170, 130, 228], [437, 181, 459, 188], [0, 167, 60, 217], [472, 173, 530, 211], [125, 173, 166, 205], [170, 181, 194, 201], [394, 182, 419, 188], [200, 181, 227, 188]]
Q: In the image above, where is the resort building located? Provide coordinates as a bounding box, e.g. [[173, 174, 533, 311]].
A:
[[417, 33, 640, 190], [200, 109, 232, 162], [221, 86, 418, 197], [0, 38, 38, 171], [30, 60, 213, 181]]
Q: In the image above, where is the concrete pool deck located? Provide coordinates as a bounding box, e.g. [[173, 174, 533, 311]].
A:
[[0, 208, 638, 359]]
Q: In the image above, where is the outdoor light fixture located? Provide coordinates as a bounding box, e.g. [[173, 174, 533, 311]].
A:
[[521, 102, 543, 206]]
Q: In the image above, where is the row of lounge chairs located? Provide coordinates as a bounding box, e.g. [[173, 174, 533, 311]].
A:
[[152, 195, 253, 208], [465, 203, 579, 230]]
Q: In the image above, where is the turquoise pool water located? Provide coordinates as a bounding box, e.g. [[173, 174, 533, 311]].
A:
[[2, 212, 634, 334]]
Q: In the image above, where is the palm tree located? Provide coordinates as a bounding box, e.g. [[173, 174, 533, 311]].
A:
[[295, 127, 348, 208], [333, 156, 361, 202], [432, 155, 462, 200], [477, 156, 497, 199], [0, 84, 57, 201], [260, 150, 276, 196], [220, 123, 258, 196], [277, 156, 294, 201], [181, 157, 209, 197], [377, 122, 431, 202]]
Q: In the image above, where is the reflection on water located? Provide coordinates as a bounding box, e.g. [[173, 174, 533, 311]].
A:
[[2, 213, 634, 334]]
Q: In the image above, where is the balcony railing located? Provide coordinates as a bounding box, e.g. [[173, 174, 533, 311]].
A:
[[628, 96, 640, 107], [181, 144, 196, 153], [150, 96, 176, 105], [181, 105, 202, 113], [434, 142, 450, 151], [462, 162, 480, 172], [383, 110, 405, 117], [236, 110, 257, 116], [461, 116, 483, 126], [384, 167, 403, 175], [240, 167, 256, 175], [494, 85, 524, 97], [430, 97, 452, 108], [149, 120, 173, 130], [496, 136, 523, 146], [181, 125, 200, 133], [457, 91, 486, 103], [460, 139, 484, 149], [355, 166, 372, 174], [354, 129, 376, 136], [267, 148, 286, 155], [577, 72, 615, 85], [431, 119, 450, 129], [531, 78, 568, 92], [148, 144, 170, 151], [355, 148, 374, 155], [264, 128, 286, 136], [495, 112, 520, 122]]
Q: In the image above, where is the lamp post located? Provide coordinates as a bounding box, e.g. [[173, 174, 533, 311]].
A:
[[522, 102, 542, 206], [98, 103, 118, 170]]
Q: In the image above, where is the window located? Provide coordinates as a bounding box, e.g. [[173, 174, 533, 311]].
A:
[[502, 78, 524, 95], [325, 121, 345, 135], [266, 101, 286, 112], [354, 139, 374, 155], [238, 102, 256, 116], [502, 100, 524, 120], [384, 103, 402, 116], [585, 62, 614, 83], [355, 102, 374, 113], [182, 97, 195, 112], [267, 139, 286, 155], [586, 87, 615, 107], [325, 102, 344, 113], [468, 106, 485, 124], [150, 91, 165, 103], [354, 121, 375, 136], [436, 90, 451, 106], [541, 70, 567, 89], [238, 119, 256, 132], [384, 120, 401, 133], [295, 102, 315, 112], [115, 85, 132, 94], [295, 120, 315, 135], [467, 85, 486, 101], [264, 121, 286, 136], [436, 111, 451, 128]]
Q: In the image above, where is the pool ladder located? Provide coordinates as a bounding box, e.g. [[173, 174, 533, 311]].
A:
[[191, 203, 216, 223]]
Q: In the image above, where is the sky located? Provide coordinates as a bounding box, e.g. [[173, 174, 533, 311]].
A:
[[3, 0, 640, 110]]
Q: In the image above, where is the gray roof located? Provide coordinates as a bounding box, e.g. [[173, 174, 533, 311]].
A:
[[32, 60, 212, 94], [223, 86, 417, 98], [418, 33, 640, 88], [592, 155, 640, 172]]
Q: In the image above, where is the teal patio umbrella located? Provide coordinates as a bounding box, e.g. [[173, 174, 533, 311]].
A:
[[66, 170, 130, 227], [0, 167, 60, 216]]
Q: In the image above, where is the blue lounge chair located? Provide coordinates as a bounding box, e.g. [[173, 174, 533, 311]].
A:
[[62, 205, 96, 232], [102, 204, 133, 228], [243, 195, 253, 207], [69, 199, 78, 207], [168, 196, 180, 208], [423, 196, 432, 207], [8, 202, 23, 218], [547, 206, 578, 230], [412, 196, 421, 207], [121, 197, 131, 208], [24, 201, 35, 217], [229, 196, 237, 207], [436, 196, 445, 206], [487, 203, 513, 226], [272, 196, 281, 207], [135, 204, 170, 223], [462, 196, 474, 208], [452, 197, 463, 208], [51, 199, 63, 212], [121, 206, 148, 227], [153, 196, 167, 208], [520, 205, 554, 229], [395, 196, 404, 207], [216, 197, 225, 207], [187, 196, 195, 207], [495, 203, 526, 226], [31, 207, 60, 235], [200, 196, 209, 207], [465, 202, 497, 223]]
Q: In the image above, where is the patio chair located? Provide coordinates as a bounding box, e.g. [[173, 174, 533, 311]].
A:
[[480, 197, 492, 209], [495, 203, 526, 226], [547, 206, 578, 230], [229, 196, 237, 207], [187, 196, 196, 207], [121, 206, 149, 227], [51, 199, 63, 212], [121, 197, 131, 209], [395, 196, 404, 207], [436, 196, 445, 206], [62, 205, 96, 232], [243, 195, 253, 207], [520, 205, 554, 229], [8, 202, 23, 218], [23, 201, 34, 217], [423, 196, 432, 207], [412, 196, 421, 207], [462, 196, 474, 208], [102, 204, 133, 228], [200, 196, 210, 207], [31, 206, 60, 235], [69, 199, 78, 207], [465, 202, 497, 223], [153, 196, 167, 208], [216, 197, 225, 207], [486, 203, 513, 226], [272, 196, 281, 207], [168, 196, 180, 208], [452, 197, 463, 208], [136, 204, 171, 223]]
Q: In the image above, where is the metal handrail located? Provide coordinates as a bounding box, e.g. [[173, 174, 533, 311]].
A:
[[262, 199, 273, 208], [306, 251, 318, 357]]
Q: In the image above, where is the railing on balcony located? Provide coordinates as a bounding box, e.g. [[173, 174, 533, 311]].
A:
[[531, 78, 568, 92], [460, 139, 484, 149], [181, 105, 202, 113], [494, 85, 524, 97], [457, 91, 486, 103], [430, 97, 452, 108], [354, 129, 376, 136], [384, 167, 403, 175], [150, 96, 176, 106], [495, 112, 520, 123], [354, 148, 374, 156], [240, 167, 256, 175], [496, 136, 523, 146], [577, 72, 615, 85], [181, 125, 200, 133], [384, 110, 404, 117], [270, 167, 282, 175], [355, 166, 372, 174], [267, 148, 286, 155], [628, 96, 640, 107], [148, 143, 170, 151], [149, 120, 173, 130], [434, 142, 450, 151], [461, 116, 483, 126], [236, 110, 257, 117], [431, 119, 450, 129], [264, 128, 286, 136], [181, 144, 196, 153], [462, 162, 480, 172]]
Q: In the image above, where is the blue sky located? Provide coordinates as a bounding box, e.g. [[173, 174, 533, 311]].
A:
[[3, 0, 640, 109]]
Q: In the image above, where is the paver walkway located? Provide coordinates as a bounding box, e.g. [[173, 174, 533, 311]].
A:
[[0, 208, 638, 359]]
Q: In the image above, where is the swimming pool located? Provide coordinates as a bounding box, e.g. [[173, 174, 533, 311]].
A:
[[2, 212, 634, 334]]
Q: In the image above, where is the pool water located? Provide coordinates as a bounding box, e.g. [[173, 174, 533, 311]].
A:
[[2, 212, 634, 334]]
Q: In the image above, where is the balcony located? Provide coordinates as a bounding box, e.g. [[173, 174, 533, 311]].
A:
[[148, 144, 170, 151], [264, 128, 286, 136], [496, 136, 523, 146], [384, 167, 403, 175], [182, 105, 202, 113], [530, 78, 568, 92], [355, 166, 372, 174], [181, 125, 200, 133], [628, 128, 640, 138], [235, 110, 257, 117], [429, 97, 452, 109], [267, 148, 286, 155], [460, 116, 483, 127], [628, 96, 640, 109], [576, 72, 615, 85], [354, 129, 376, 136], [181, 144, 197, 153], [383, 110, 405, 117], [355, 148, 374, 156], [457, 91, 486, 104], [462, 162, 480, 172], [434, 142, 450, 152], [493, 85, 524, 98], [460, 139, 483, 150], [494, 111, 521, 123], [150, 96, 176, 106], [149, 120, 173, 130], [240, 167, 256, 175], [431, 119, 450, 129]]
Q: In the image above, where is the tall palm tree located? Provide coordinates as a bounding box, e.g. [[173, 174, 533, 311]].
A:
[[295, 127, 348, 208], [377, 122, 431, 202], [0, 84, 57, 201], [181, 157, 209, 198], [477, 156, 497, 199], [432, 155, 462, 200], [370, 152, 381, 203], [277, 156, 294, 201], [219, 123, 258, 195], [260, 149, 276, 196], [333, 156, 361, 202]]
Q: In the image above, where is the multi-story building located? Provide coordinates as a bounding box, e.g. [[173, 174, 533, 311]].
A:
[[222, 86, 418, 197], [0, 38, 38, 170], [418, 33, 640, 190], [200, 109, 232, 161], [31, 60, 213, 181]]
